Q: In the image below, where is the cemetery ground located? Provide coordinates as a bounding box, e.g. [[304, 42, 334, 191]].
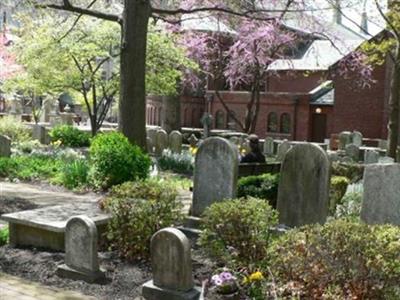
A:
[[0, 120, 399, 299]]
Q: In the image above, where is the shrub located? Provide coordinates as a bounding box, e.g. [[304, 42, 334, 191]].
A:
[[269, 219, 400, 299], [331, 162, 364, 183], [0, 116, 31, 143], [199, 197, 278, 268], [89, 132, 151, 189], [102, 179, 183, 261], [329, 176, 350, 214], [237, 174, 279, 208], [157, 149, 194, 174], [334, 192, 363, 220], [49, 125, 90, 147], [0, 226, 8, 246], [57, 159, 89, 189]]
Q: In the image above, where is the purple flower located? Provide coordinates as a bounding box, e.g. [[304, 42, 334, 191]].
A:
[[220, 272, 233, 281]]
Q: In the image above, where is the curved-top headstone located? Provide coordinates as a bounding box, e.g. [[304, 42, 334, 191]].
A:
[[276, 140, 291, 161], [192, 137, 239, 217], [151, 228, 193, 291], [277, 143, 330, 227], [338, 131, 352, 150], [345, 143, 360, 162], [351, 131, 363, 147], [169, 130, 182, 154], [155, 129, 168, 156], [264, 137, 274, 156]]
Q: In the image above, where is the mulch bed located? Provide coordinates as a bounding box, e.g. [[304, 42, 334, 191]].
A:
[[0, 197, 39, 215]]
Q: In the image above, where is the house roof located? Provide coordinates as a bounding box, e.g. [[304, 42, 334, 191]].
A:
[[310, 81, 334, 106], [180, 13, 236, 34]]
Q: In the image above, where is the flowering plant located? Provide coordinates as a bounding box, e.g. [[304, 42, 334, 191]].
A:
[[211, 271, 238, 295], [242, 271, 266, 299]]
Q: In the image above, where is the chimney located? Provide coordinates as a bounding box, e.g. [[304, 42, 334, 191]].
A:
[[333, 0, 342, 24]]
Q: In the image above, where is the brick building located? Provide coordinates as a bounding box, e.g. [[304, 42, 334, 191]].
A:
[[147, 3, 391, 142]]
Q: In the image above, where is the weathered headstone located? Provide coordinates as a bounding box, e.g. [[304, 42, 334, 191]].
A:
[[338, 131, 352, 150], [0, 135, 11, 157], [351, 131, 363, 147], [364, 150, 379, 164], [142, 228, 201, 300], [276, 140, 291, 161], [378, 139, 388, 150], [327, 151, 339, 163], [378, 156, 395, 164], [263, 137, 274, 156], [155, 129, 168, 156], [277, 143, 330, 227], [188, 134, 198, 148], [169, 130, 182, 154], [192, 137, 238, 217], [146, 137, 154, 154], [32, 124, 50, 144], [361, 164, 400, 225], [345, 144, 360, 162], [147, 128, 157, 144], [57, 215, 105, 283]]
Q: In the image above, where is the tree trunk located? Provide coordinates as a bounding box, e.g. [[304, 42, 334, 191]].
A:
[[119, 0, 150, 148], [387, 44, 400, 159]]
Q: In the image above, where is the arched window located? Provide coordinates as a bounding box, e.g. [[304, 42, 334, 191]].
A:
[[267, 112, 278, 132], [215, 110, 225, 129], [280, 113, 291, 134]]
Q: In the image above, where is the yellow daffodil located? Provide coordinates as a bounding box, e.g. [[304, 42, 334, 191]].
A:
[[249, 271, 264, 282]]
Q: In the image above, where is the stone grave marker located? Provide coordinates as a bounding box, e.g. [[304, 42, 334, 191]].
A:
[[345, 144, 360, 162], [57, 215, 105, 283], [378, 139, 388, 150], [276, 140, 291, 161], [146, 137, 154, 154], [379, 156, 394, 164], [277, 143, 330, 227], [192, 137, 238, 217], [142, 228, 201, 300], [0, 135, 11, 157], [169, 130, 182, 154], [32, 124, 50, 144], [188, 134, 198, 148], [147, 128, 157, 144], [361, 164, 400, 225], [155, 129, 168, 156], [364, 150, 379, 164], [351, 131, 363, 147], [338, 131, 352, 150], [263, 137, 274, 156]]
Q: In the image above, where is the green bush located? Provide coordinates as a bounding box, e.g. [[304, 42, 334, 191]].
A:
[[334, 192, 363, 220], [199, 197, 278, 267], [49, 125, 90, 147], [0, 116, 31, 143], [0, 226, 9, 246], [329, 176, 350, 214], [102, 179, 183, 261], [237, 174, 279, 208], [57, 159, 89, 189], [269, 219, 400, 299], [89, 132, 151, 189], [157, 149, 194, 174], [331, 162, 364, 183]]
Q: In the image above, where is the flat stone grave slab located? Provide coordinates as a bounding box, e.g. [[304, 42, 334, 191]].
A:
[[1, 202, 110, 251]]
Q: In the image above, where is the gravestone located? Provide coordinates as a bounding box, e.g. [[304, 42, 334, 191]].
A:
[[169, 130, 182, 154], [327, 151, 339, 163], [338, 131, 352, 150], [147, 128, 157, 144], [361, 164, 400, 225], [277, 143, 330, 227], [146, 137, 154, 154], [351, 131, 363, 147], [0, 135, 11, 157], [32, 124, 50, 144], [276, 140, 291, 161], [57, 215, 105, 283], [345, 144, 360, 162], [379, 156, 394, 164], [188, 134, 198, 148], [142, 228, 201, 300], [155, 129, 168, 156], [364, 150, 379, 164], [263, 137, 274, 156], [378, 139, 388, 150], [192, 137, 238, 217]]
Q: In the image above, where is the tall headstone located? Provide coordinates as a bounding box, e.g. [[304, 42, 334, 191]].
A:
[[155, 129, 168, 156], [147, 128, 157, 144], [277, 143, 330, 227], [263, 137, 274, 156], [147, 137, 154, 154], [0, 135, 11, 157], [361, 164, 400, 225], [378, 139, 388, 150], [364, 150, 379, 164], [169, 130, 183, 154], [345, 144, 360, 162], [192, 137, 238, 217], [351, 131, 363, 147], [32, 124, 50, 144], [57, 215, 105, 283], [142, 228, 201, 300], [338, 131, 352, 150], [276, 140, 291, 161]]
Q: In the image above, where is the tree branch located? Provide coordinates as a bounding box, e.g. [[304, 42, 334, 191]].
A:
[[37, 0, 121, 24]]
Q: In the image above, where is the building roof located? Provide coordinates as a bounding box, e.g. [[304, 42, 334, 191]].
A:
[[180, 13, 236, 34], [310, 81, 335, 106]]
